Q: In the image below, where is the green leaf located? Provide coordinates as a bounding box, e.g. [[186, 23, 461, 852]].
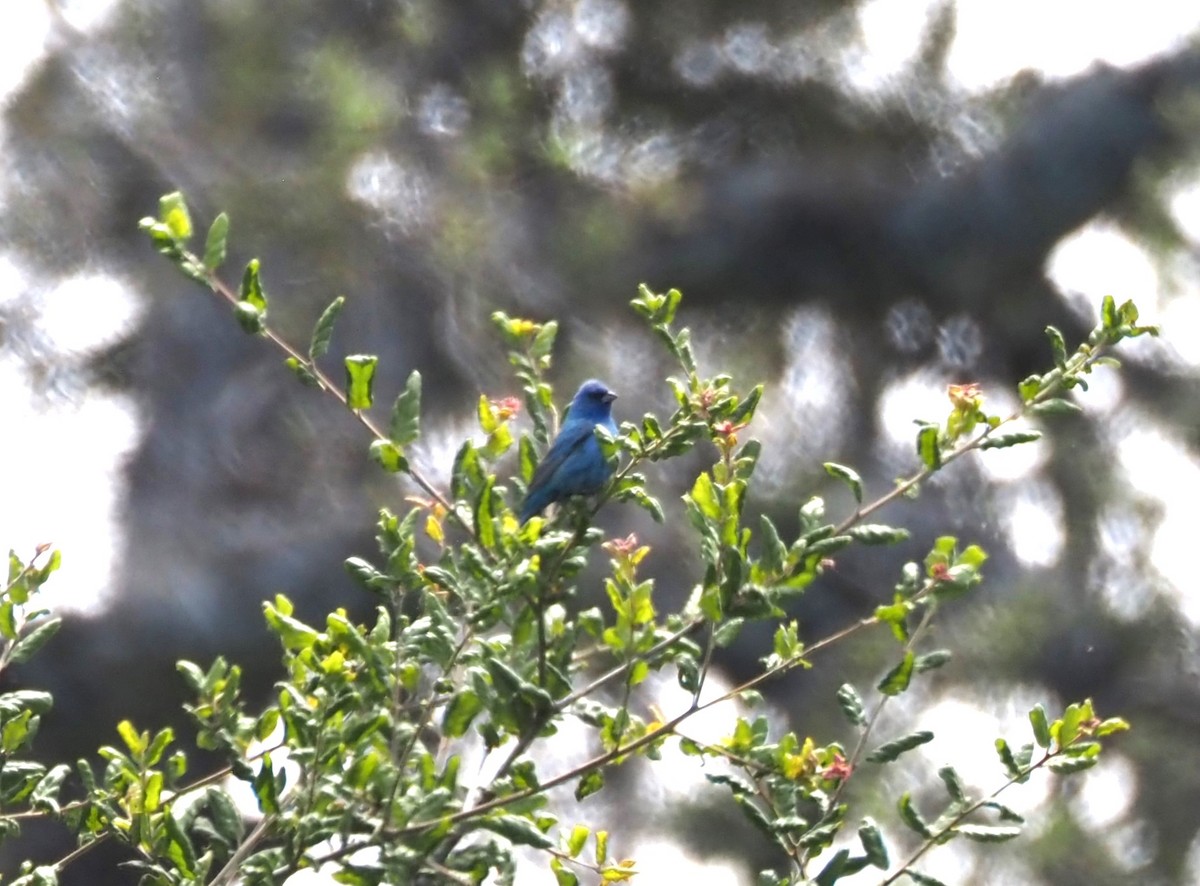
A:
[[256, 708, 280, 742], [858, 817, 889, 869], [730, 384, 763, 425], [530, 321, 558, 365], [159, 191, 192, 241], [145, 727, 174, 766], [847, 524, 909, 545], [1031, 398, 1081, 416], [239, 258, 268, 313], [1047, 756, 1098, 775], [203, 212, 229, 271], [877, 651, 915, 696], [10, 617, 62, 664], [0, 690, 53, 717], [866, 730, 933, 764], [958, 543, 988, 568], [309, 295, 345, 360], [595, 829, 610, 865], [474, 475, 497, 550], [116, 720, 146, 756], [758, 515, 786, 574], [232, 300, 265, 334], [956, 824, 1021, 843], [836, 683, 866, 727], [253, 754, 283, 814], [368, 439, 407, 473], [477, 394, 499, 433], [482, 814, 553, 849], [1101, 294, 1119, 329], [980, 800, 1024, 824], [389, 370, 422, 446], [177, 661, 205, 692], [713, 618, 744, 648], [263, 601, 320, 650], [672, 328, 697, 376], [770, 621, 803, 663], [30, 764, 69, 813], [344, 355, 379, 410], [519, 434, 537, 483], [1095, 717, 1130, 737], [994, 738, 1022, 779], [1018, 375, 1043, 403], [913, 649, 951, 672], [614, 483, 665, 523], [917, 424, 941, 469], [443, 689, 483, 737], [938, 766, 967, 804], [566, 824, 590, 857], [552, 860, 579, 886], [1045, 326, 1068, 369], [0, 761, 47, 807], [575, 769, 604, 801], [1029, 704, 1052, 749], [631, 284, 659, 319], [0, 602, 17, 640], [2, 711, 34, 754], [824, 462, 863, 503], [165, 810, 198, 876], [689, 473, 721, 521], [659, 288, 682, 325], [897, 792, 933, 838], [1054, 699, 1091, 748], [813, 848, 850, 886], [207, 787, 245, 847], [9, 864, 59, 886], [979, 431, 1042, 450], [284, 356, 320, 387], [875, 601, 911, 643]]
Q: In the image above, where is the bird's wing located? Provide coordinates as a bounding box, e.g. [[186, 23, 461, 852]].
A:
[[529, 419, 596, 487]]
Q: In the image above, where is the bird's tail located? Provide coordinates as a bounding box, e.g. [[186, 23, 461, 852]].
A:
[[519, 489, 551, 524]]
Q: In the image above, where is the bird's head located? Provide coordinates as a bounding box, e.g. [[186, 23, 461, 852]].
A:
[[569, 379, 617, 420]]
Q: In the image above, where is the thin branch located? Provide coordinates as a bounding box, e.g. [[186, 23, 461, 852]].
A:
[[209, 814, 276, 886], [399, 607, 884, 836], [823, 603, 938, 821], [833, 330, 1125, 537], [190, 261, 485, 550], [557, 618, 703, 712], [879, 750, 1054, 885], [48, 832, 111, 873]]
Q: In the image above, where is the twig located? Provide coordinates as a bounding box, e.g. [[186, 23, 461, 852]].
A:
[[209, 814, 276, 886]]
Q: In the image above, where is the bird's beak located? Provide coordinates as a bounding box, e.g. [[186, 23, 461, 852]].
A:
[[603, 391, 617, 403]]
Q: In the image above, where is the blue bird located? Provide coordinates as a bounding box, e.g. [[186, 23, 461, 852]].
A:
[[520, 379, 618, 522]]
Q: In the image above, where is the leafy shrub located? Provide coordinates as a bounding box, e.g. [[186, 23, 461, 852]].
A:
[[0, 194, 1154, 885]]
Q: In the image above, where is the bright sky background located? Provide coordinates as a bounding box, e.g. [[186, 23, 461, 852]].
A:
[[3, 2, 1200, 882]]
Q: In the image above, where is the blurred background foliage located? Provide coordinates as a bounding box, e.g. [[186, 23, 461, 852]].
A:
[[2, 0, 1200, 883]]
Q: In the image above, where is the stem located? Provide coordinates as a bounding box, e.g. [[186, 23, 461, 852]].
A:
[[834, 331, 1122, 537], [210, 814, 275, 886], [879, 750, 1055, 885], [383, 629, 473, 825], [823, 604, 938, 822], [398, 607, 885, 837], [1, 543, 53, 598], [53, 834, 111, 874], [192, 261, 485, 550], [0, 544, 55, 675], [690, 623, 717, 710], [556, 618, 702, 712]]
